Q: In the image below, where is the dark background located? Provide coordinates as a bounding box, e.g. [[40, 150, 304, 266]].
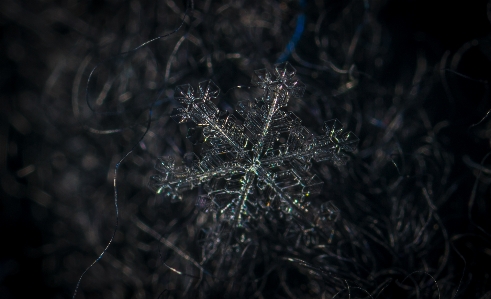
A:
[[1, 0, 491, 298]]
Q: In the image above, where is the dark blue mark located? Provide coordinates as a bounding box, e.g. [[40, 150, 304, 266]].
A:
[[276, 0, 306, 63]]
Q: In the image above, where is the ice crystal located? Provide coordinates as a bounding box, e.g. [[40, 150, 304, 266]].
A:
[[149, 62, 358, 227]]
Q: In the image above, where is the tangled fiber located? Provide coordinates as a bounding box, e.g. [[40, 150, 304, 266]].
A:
[[1, 0, 491, 298]]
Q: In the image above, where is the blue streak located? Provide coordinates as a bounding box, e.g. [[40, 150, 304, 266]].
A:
[[276, 0, 306, 63]]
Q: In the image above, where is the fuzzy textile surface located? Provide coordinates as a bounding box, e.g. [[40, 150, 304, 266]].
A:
[[1, 0, 491, 298]]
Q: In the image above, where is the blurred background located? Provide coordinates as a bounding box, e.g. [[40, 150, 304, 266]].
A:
[[1, 0, 491, 298]]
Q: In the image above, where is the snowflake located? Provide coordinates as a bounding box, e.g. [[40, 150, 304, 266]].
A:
[[149, 62, 358, 227]]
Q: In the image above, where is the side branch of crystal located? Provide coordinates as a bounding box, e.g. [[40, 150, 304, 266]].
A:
[[149, 62, 359, 227]]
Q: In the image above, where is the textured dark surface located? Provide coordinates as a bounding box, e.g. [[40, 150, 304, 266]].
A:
[[1, 0, 491, 298]]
